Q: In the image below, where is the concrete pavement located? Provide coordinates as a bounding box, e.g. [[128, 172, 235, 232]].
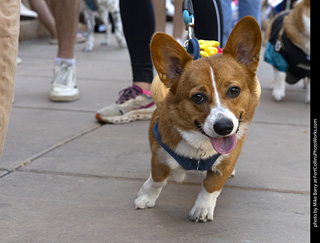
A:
[[0, 32, 310, 242]]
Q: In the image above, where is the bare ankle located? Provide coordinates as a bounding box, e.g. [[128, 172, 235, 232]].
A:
[[134, 82, 151, 91]]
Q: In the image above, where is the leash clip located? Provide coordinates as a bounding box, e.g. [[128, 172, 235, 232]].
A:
[[196, 159, 200, 171], [185, 19, 194, 41], [182, 0, 195, 46], [196, 149, 206, 171]]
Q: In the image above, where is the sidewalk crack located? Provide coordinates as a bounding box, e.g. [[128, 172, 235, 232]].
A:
[[5, 124, 102, 176]]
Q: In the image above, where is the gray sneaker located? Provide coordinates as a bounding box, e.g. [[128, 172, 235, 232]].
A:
[[96, 85, 156, 124]]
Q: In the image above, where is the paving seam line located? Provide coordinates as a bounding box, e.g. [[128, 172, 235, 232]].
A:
[[12, 105, 94, 114], [12, 105, 310, 128], [0, 124, 102, 179], [16, 168, 310, 195]]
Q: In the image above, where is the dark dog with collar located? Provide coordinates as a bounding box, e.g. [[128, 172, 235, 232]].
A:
[[264, 0, 310, 103]]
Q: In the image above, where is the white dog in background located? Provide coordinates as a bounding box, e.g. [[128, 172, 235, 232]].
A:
[[82, 0, 126, 52]]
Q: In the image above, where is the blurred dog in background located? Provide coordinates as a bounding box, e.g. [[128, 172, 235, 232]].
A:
[[82, 0, 126, 52], [264, 0, 310, 103]]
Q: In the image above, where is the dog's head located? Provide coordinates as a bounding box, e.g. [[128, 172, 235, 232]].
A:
[[151, 17, 261, 154]]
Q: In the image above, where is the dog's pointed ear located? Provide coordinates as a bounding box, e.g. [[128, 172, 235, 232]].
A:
[[151, 33, 193, 89], [223, 16, 261, 72]]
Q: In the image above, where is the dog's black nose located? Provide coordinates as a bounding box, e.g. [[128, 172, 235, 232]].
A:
[[214, 119, 234, 136]]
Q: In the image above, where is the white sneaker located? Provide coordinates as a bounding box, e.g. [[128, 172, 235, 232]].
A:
[[49, 61, 80, 102], [20, 3, 38, 20]]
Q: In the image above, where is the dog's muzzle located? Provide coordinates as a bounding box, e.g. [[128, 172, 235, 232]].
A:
[[195, 112, 242, 137]]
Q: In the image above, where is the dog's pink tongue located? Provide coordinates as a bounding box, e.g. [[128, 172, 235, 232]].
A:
[[210, 134, 238, 154]]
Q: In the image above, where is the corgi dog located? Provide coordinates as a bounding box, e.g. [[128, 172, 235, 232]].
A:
[[264, 0, 310, 103], [134, 17, 262, 223]]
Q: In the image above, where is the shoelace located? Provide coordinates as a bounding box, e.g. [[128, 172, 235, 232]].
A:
[[53, 63, 72, 86], [116, 85, 142, 104]]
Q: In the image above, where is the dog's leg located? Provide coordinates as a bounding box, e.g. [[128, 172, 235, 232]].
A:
[[97, 8, 110, 46], [134, 175, 167, 209], [272, 67, 286, 101], [303, 77, 308, 89], [305, 78, 310, 103], [134, 156, 170, 209], [83, 6, 95, 52], [101, 0, 126, 48], [108, 9, 126, 48], [189, 187, 221, 223], [189, 164, 234, 223]]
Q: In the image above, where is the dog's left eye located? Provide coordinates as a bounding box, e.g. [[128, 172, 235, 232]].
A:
[[227, 86, 241, 98], [192, 93, 207, 104]]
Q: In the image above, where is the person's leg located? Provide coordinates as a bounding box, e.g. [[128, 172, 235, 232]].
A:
[[220, 0, 232, 47], [152, 0, 166, 33], [49, 0, 80, 102], [96, 0, 156, 124], [51, 0, 80, 59], [0, 0, 20, 158], [238, 0, 261, 25], [29, 0, 57, 40], [120, 0, 155, 90], [173, 0, 184, 42], [192, 0, 224, 45]]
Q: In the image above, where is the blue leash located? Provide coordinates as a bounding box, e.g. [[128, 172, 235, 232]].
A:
[[182, 0, 200, 60], [152, 2, 222, 170]]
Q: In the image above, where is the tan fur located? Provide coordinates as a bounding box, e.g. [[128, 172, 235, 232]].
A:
[[283, 0, 310, 54], [136, 17, 262, 221], [150, 74, 169, 107], [264, 10, 289, 46]]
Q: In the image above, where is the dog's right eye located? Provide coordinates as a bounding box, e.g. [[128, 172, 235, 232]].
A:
[[227, 86, 241, 98], [192, 93, 207, 104]]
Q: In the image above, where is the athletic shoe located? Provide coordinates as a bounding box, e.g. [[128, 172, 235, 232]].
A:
[[20, 3, 38, 20], [96, 85, 156, 124], [49, 61, 80, 102]]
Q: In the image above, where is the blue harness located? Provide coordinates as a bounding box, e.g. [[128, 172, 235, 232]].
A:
[[153, 121, 221, 171]]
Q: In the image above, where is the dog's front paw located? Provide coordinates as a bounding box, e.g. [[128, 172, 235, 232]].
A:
[[100, 39, 109, 46], [134, 194, 157, 209], [189, 204, 214, 223], [134, 176, 167, 210], [272, 72, 286, 102], [115, 33, 127, 48], [189, 188, 221, 223], [82, 44, 93, 52], [272, 87, 285, 101]]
